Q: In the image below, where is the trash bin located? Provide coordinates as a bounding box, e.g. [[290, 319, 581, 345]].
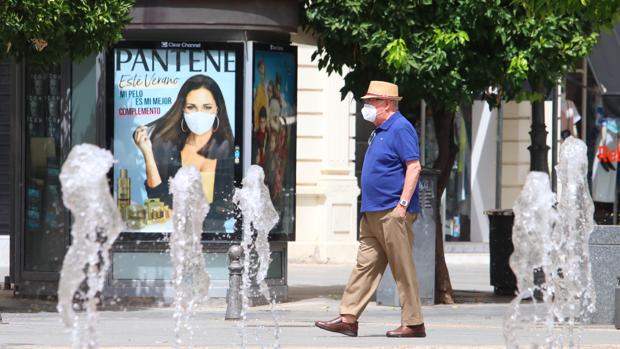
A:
[[376, 168, 439, 306], [484, 209, 517, 295]]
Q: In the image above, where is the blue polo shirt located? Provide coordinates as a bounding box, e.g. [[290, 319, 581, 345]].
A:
[[361, 111, 420, 213]]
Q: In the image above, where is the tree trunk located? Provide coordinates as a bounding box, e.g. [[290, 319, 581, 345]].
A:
[[529, 94, 550, 173], [432, 107, 459, 304]]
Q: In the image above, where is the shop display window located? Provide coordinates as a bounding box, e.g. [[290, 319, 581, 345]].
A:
[[23, 64, 66, 272]]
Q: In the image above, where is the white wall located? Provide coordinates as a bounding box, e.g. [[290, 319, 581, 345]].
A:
[[500, 101, 533, 209], [500, 101, 554, 209], [290, 42, 360, 263], [470, 101, 497, 242]]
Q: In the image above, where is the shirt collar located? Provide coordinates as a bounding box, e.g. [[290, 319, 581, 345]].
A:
[[377, 111, 401, 131]]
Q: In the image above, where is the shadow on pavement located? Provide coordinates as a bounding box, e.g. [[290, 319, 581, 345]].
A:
[[0, 289, 171, 313], [288, 285, 344, 302], [453, 290, 515, 304], [1, 287, 517, 314], [288, 286, 517, 305]]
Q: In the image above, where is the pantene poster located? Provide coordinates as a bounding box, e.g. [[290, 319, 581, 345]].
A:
[[111, 41, 243, 235]]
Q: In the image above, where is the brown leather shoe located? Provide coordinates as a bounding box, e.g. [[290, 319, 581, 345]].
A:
[[315, 316, 358, 337], [386, 323, 426, 338]]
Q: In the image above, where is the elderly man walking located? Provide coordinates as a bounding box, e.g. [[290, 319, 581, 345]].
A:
[[315, 81, 425, 338]]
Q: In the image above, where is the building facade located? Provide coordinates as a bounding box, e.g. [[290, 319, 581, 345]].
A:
[[5, 0, 300, 299], [3, 4, 617, 294]]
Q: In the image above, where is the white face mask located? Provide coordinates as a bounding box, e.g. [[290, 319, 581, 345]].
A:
[[184, 111, 216, 135], [361, 104, 377, 123]]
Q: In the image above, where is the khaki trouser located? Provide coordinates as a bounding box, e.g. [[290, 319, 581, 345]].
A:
[[340, 209, 424, 326]]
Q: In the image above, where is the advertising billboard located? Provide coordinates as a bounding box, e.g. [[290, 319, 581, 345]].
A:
[[252, 43, 297, 240], [109, 41, 243, 237]]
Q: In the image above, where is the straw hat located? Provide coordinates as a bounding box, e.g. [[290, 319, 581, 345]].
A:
[[360, 80, 402, 101]]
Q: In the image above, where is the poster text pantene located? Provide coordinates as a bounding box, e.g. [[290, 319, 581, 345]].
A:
[[112, 43, 239, 234]]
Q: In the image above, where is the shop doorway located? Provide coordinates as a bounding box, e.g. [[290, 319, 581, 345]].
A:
[[13, 61, 71, 295]]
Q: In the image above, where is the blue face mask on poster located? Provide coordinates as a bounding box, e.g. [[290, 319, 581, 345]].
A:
[[184, 111, 216, 135]]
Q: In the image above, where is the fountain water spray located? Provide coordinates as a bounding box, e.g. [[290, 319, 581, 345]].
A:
[[504, 136, 596, 348], [169, 166, 211, 348], [504, 171, 559, 348], [57, 144, 122, 349], [232, 165, 280, 349], [553, 136, 596, 344]]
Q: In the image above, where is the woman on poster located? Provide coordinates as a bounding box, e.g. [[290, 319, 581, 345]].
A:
[[133, 74, 235, 230]]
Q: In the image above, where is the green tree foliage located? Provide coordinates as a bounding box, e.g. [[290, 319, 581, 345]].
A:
[[0, 0, 134, 67], [303, 0, 599, 111], [517, 0, 620, 27]]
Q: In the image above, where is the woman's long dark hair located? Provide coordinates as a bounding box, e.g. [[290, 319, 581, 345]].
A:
[[147, 74, 234, 159]]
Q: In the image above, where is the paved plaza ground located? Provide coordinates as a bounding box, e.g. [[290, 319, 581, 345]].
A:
[[0, 248, 619, 348]]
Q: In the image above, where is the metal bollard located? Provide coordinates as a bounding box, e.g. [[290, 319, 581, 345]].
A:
[[225, 244, 243, 320], [533, 267, 545, 301]]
